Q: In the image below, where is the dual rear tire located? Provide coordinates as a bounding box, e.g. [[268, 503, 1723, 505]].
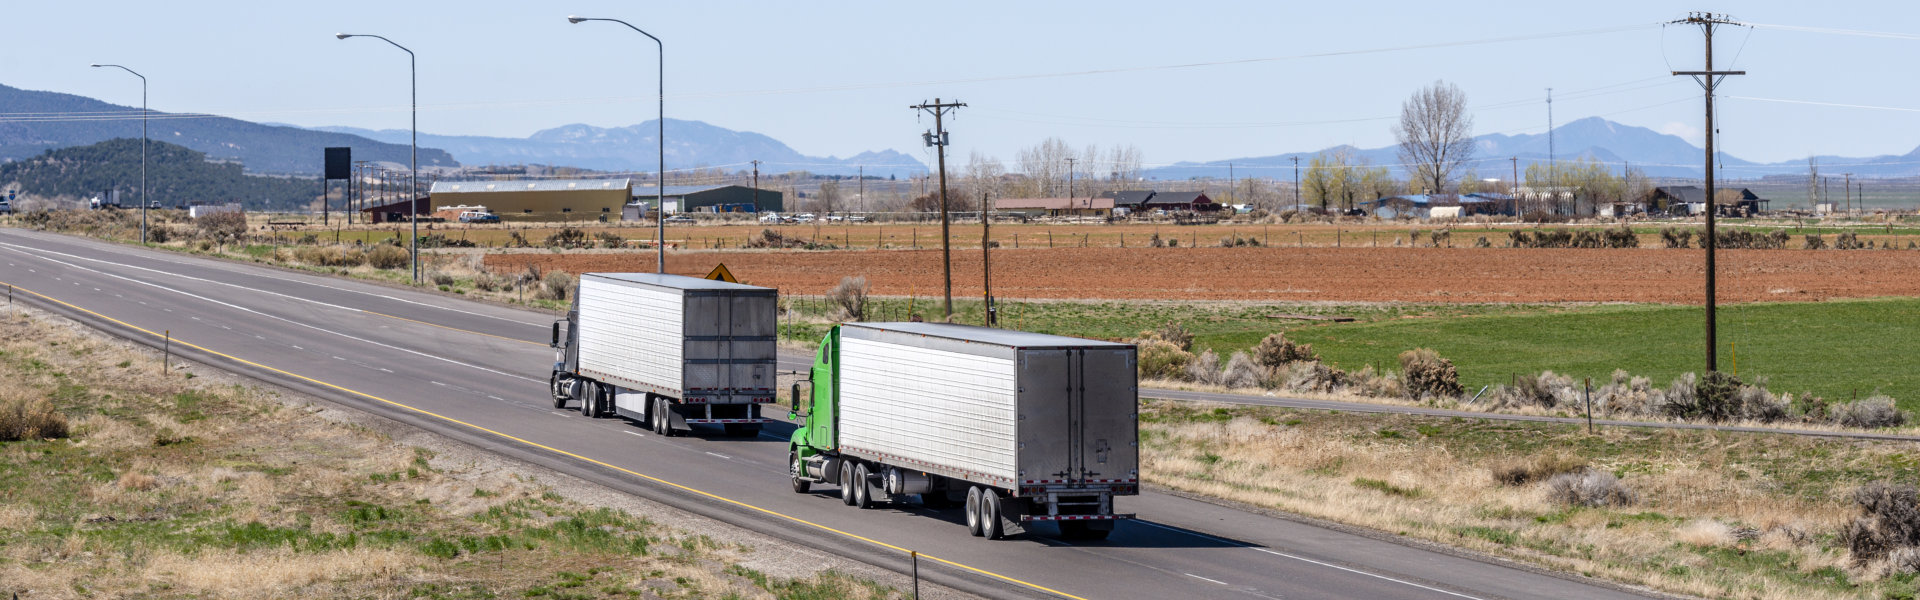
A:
[[964, 486, 1003, 539]]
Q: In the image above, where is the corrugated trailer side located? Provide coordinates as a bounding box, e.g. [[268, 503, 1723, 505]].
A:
[[838, 329, 1021, 488], [576, 274, 685, 395]]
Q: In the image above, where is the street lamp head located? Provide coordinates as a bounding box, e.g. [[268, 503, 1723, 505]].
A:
[[566, 16, 587, 23], [89, 63, 102, 68], [335, 33, 352, 40]]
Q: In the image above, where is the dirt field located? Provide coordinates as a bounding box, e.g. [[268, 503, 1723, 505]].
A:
[[481, 246, 1920, 303]]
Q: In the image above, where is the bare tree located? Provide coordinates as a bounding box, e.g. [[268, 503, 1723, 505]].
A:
[[1106, 145, 1144, 186], [1016, 137, 1073, 196], [816, 181, 842, 215], [1394, 80, 1475, 197], [960, 151, 1004, 211], [1302, 148, 1361, 211]]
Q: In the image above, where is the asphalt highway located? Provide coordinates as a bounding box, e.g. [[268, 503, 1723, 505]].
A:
[[0, 229, 1666, 600]]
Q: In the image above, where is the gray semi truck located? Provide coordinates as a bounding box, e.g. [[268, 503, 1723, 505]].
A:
[[550, 273, 778, 436]]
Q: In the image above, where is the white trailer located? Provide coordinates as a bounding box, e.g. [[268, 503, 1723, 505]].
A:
[[551, 273, 778, 436], [788, 322, 1140, 539]]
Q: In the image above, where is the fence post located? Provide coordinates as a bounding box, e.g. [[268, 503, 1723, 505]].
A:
[[911, 550, 921, 600], [163, 330, 171, 374], [1584, 377, 1594, 435]]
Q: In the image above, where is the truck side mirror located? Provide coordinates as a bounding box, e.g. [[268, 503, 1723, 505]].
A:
[[790, 381, 810, 418], [550, 322, 561, 347]]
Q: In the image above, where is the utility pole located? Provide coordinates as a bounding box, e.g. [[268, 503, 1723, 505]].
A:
[[1510, 157, 1520, 213], [1672, 10, 1746, 375], [858, 165, 865, 214], [981, 192, 993, 326], [1290, 156, 1301, 208], [751, 160, 760, 211], [911, 98, 965, 319], [1547, 88, 1557, 213]]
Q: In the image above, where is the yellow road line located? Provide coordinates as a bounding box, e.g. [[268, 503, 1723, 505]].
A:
[[2, 280, 1088, 600]]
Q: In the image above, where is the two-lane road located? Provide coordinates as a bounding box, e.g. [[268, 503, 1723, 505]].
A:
[[0, 229, 1664, 600]]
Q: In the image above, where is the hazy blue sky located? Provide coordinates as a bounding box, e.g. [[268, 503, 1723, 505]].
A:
[[8, 1, 1919, 173]]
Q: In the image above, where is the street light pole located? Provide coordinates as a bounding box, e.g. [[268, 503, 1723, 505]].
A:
[[91, 64, 146, 244], [335, 33, 419, 284], [570, 16, 666, 274]]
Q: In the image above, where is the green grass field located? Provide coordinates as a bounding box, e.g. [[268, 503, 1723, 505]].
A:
[[1284, 298, 1920, 409], [782, 295, 1920, 410]]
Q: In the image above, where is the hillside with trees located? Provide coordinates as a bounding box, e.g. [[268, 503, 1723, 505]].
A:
[[0, 83, 455, 175], [1, 138, 320, 211]]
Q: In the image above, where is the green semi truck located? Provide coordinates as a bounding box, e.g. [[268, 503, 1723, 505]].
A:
[[786, 322, 1139, 540]]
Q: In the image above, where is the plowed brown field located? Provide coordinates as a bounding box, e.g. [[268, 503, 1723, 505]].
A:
[[481, 247, 1920, 304]]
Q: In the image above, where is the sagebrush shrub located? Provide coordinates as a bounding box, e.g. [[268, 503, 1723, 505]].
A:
[[1253, 333, 1316, 368], [1186, 350, 1223, 386], [366, 244, 409, 269], [1546, 470, 1636, 508], [1221, 352, 1263, 389], [828, 276, 869, 321], [1835, 396, 1907, 429], [1491, 453, 1588, 486], [1844, 482, 1920, 565], [0, 396, 69, 441], [540, 270, 572, 301], [1135, 339, 1193, 381], [1398, 348, 1463, 400]]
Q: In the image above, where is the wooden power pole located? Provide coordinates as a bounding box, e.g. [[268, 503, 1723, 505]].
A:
[[1671, 11, 1746, 375], [911, 98, 965, 319]]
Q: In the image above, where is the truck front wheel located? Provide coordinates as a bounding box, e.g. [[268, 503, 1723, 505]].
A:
[[789, 454, 811, 493], [549, 373, 568, 409]]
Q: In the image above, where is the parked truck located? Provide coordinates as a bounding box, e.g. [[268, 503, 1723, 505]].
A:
[[550, 273, 778, 436], [786, 322, 1139, 540]]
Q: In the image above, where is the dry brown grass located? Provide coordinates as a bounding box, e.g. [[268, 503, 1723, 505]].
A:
[[0, 304, 910, 600], [1142, 399, 1897, 600]]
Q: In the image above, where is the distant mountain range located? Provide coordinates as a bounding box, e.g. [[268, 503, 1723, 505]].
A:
[[1148, 117, 1920, 181], [305, 120, 928, 179], [0, 84, 454, 175]]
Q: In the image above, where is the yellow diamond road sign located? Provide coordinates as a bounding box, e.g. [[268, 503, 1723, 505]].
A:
[[705, 263, 738, 283]]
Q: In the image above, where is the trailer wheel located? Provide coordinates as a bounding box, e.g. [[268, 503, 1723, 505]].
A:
[[852, 463, 874, 509], [981, 490, 1004, 540], [840, 463, 858, 506], [789, 454, 810, 494], [579, 382, 596, 417], [964, 487, 983, 537]]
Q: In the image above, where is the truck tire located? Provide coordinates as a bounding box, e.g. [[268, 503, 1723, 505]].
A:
[[549, 373, 567, 409], [964, 487, 984, 537], [652, 397, 674, 436], [789, 454, 810, 494], [579, 382, 596, 417], [981, 490, 1004, 540], [1058, 522, 1111, 541], [852, 463, 874, 509], [840, 463, 858, 506]]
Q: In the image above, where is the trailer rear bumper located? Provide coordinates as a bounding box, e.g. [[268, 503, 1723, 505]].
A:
[[1021, 513, 1135, 522], [682, 418, 773, 424]]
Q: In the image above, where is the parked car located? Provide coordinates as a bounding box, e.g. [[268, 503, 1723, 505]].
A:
[[663, 215, 696, 225], [459, 211, 501, 223], [758, 212, 785, 224], [848, 215, 868, 223]]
